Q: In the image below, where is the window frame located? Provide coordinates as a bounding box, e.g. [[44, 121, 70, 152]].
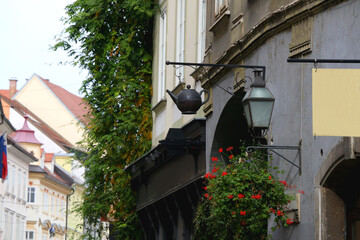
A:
[[25, 230, 35, 240], [175, 0, 186, 84], [27, 187, 36, 204], [158, 6, 167, 102], [215, 0, 228, 17], [197, 0, 207, 62]]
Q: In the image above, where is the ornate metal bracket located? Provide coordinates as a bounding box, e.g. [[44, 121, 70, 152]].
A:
[[246, 140, 302, 175]]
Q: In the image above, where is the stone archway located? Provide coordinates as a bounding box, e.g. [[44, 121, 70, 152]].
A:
[[315, 138, 360, 240], [210, 92, 251, 160]]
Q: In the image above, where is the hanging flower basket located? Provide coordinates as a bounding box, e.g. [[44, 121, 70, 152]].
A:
[[194, 146, 297, 240]]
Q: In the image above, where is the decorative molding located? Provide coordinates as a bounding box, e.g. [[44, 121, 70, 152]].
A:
[[231, 13, 244, 30], [289, 17, 313, 57], [209, 10, 231, 33], [203, 87, 213, 116], [202, 0, 343, 88], [151, 99, 167, 114]]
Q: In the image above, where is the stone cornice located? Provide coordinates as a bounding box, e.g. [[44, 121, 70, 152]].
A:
[[201, 0, 344, 88]]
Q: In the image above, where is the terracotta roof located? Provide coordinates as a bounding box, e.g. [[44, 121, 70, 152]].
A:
[[45, 153, 54, 162], [0, 94, 74, 150], [0, 90, 10, 98], [39, 76, 88, 125], [42, 166, 72, 189]]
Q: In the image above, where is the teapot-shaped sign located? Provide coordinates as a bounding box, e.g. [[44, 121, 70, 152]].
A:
[[166, 85, 209, 114]]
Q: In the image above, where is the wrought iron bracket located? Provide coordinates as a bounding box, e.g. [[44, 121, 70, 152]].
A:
[[166, 61, 266, 80], [246, 140, 302, 175], [287, 58, 360, 64]]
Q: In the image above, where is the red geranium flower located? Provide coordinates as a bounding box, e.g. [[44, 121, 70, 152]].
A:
[[277, 210, 284, 216], [222, 171, 227, 176], [219, 148, 223, 153], [268, 175, 272, 180], [251, 194, 261, 199], [229, 155, 234, 159], [286, 218, 293, 225], [240, 211, 246, 216], [211, 157, 218, 162], [227, 194, 233, 199], [205, 193, 209, 198], [238, 194, 244, 199]]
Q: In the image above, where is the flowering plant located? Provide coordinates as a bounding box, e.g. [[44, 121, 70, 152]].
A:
[[194, 146, 296, 240]]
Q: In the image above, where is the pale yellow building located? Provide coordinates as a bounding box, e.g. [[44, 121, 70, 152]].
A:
[[13, 74, 87, 147], [152, 0, 207, 145]]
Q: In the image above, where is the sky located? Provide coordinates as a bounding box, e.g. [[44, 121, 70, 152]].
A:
[[0, 0, 88, 96]]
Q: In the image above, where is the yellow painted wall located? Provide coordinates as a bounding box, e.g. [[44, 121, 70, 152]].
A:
[[313, 69, 360, 136], [20, 142, 42, 160], [68, 184, 85, 235], [14, 75, 84, 146], [55, 155, 72, 173]]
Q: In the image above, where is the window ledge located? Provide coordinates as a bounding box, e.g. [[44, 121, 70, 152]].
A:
[[171, 82, 186, 94], [152, 99, 167, 114], [210, 10, 231, 33]]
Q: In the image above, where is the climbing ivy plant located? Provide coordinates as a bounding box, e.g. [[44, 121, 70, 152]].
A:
[[53, 0, 156, 239]]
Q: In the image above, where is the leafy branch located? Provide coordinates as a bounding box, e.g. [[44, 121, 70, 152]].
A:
[[53, 0, 157, 238]]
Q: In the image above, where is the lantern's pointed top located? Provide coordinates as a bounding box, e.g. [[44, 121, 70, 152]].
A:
[[250, 70, 266, 88]]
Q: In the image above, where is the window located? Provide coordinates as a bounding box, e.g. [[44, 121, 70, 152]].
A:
[[197, 0, 207, 62], [6, 165, 10, 191], [43, 192, 48, 211], [25, 231, 35, 240], [17, 170, 21, 197], [51, 196, 55, 215], [56, 198, 59, 216], [15, 216, 25, 240], [61, 200, 65, 216], [4, 211, 13, 240], [215, 0, 227, 15], [158, 7, 167, 101], [176, 0, 185, 83], [11, 166, 15, 194], [27, 187, 35, 203], [22, 173, 27, 199]]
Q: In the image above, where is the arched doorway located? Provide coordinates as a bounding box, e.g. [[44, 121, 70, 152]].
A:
[[211, 91, 252, 159], [323, 158, 360, 240], [317, 141, 360, 240]]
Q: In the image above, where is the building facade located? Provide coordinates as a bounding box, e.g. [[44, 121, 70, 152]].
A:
[[202, 0, 360, 239], [133, 0, 360, 239], [0, 111, 37, 240], [0, 77, 86, 239], [129, 0, 208, 239]]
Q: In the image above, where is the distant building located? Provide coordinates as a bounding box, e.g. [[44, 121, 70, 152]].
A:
[[0, 76, 87, 239], [0, 105, 37, 240]]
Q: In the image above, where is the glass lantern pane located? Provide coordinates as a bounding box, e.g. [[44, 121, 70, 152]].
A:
[[249, 101, 274, 128], [243, 102, 252, 128], [249, 87, 274, 99]]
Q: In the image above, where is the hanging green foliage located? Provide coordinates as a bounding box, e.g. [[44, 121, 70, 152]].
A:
[[53, 0, 156, 238]]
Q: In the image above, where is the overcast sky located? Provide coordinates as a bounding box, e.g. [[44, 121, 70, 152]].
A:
[[0, 0, 88, 96]]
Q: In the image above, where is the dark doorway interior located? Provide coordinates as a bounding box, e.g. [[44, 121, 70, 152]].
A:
[[323, 158, 360, 240]]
